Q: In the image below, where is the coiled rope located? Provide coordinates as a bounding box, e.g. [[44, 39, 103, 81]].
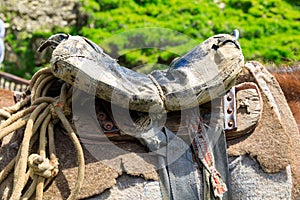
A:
[[0, 68, 85, 200]]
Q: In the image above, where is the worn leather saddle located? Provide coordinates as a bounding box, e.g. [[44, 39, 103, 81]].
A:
[[0, 32, 299, 199]]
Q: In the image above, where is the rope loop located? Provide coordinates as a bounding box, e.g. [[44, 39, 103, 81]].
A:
[[0, 67, 85, 200]]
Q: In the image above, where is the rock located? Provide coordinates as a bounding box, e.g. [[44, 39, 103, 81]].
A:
[[0, 0, 87, 68]]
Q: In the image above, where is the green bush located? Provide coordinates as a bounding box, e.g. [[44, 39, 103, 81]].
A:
[[79, 0, 300, 68], [2, 0, 300, 77]]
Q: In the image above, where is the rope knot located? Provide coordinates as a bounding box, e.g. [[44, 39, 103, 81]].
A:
[[49, 104, 58, 119], [28, 154, 59, 179], [50, 101, 72, 119]]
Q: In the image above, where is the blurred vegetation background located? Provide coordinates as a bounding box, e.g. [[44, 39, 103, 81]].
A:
[[0, 0, 299, 79]]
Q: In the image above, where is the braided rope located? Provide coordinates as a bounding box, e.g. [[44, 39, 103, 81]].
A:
[[0, 67, 85, 200], [188, 109, 227, 199]]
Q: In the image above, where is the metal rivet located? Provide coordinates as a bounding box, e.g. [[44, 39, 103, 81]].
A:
[[97, 112, 106, 121], [228, 121, 234, 127], [227, 95, 233, 101], [227, 108, 233, 114]]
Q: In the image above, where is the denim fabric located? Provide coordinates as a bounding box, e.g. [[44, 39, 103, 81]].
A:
[[139, 100, 230, 200], [209, 127, 230, 200], [155, 126, 230, 200], [164, 128, 202, 200], [202, 99, 230, 200]]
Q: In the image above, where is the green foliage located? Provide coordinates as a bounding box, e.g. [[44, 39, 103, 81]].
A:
[[78, 0, 300, 69], [221, 0, 300, 63], [2, 0, 300, 78]]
